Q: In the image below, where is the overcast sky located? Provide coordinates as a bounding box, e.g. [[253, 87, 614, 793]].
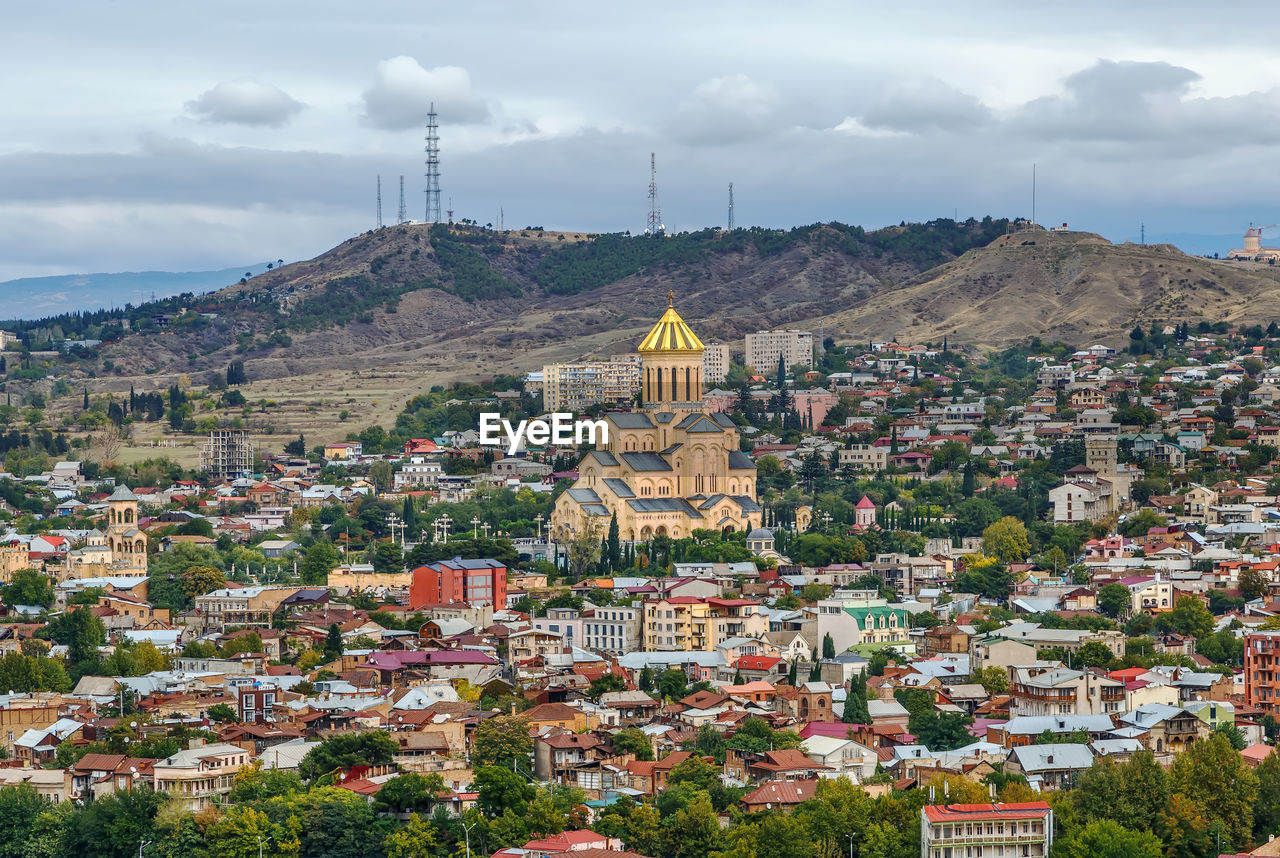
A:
[[4, 2, 1280, 281]]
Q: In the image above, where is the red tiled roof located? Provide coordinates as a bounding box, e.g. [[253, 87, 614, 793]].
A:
[[923, 802, 1051, 823]]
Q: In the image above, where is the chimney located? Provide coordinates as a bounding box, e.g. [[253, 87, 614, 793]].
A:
[[1046, 754, 1054, 764]]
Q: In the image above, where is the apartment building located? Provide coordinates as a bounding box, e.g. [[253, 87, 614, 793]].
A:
[[541, 355, 642, 412], [745, 329, 813, 373], [409, 558, 507, 609], [151, 741, 251, 811], [837, 444, 888, 473], [702, 342, 731, 384], [192, 586, 301, 633], [1245, 630, 1280, 712], [394, 457, 442, 490], [920, 802, 1053, 858], [1009, 667, 1125, 717], [642, 597, 767, 651]]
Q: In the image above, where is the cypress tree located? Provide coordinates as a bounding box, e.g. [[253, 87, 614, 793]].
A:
[[83, 388, 89, 410], [787, 658, 798, 686], [843, 670, 871, 724], [607, 511, 621, 571], [808, 660, 822, 682], [823, 633, 836, 660]]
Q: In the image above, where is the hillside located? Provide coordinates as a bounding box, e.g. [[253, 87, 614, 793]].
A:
[[0, 264, 262, 319], [30, 217, 1280, 452], [829, 229, 1280, 346]]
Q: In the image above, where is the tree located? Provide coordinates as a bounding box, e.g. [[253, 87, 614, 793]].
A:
[[297, 730, 398, 782], [284, 435, 306, 457], [1097, 582, 1131, 618], [607, 511, 621, 571], [982, 516, 1031, 564], [179, 564, 225, 599], [1, 569, 53, 608], [1168, 595, 1216, 639], [475, 764, 535, 817], [323, 623, 344, 661], [45, 606, 106, 665], [207, 702, 239, 723], [664, 790, 720, 858], [1240, 567, 1270, 602], [373, 772, 444, 816], [588, 673, 626, 699], [611, 727, 654, 761], [300, 540, 340, 585], [1214, 721, 1248, 750], [567, 518, 603, 581], [976, 665, 1008, 695], [384, 813, 437, 858], [1076, 641, 1114, 667], [1156, 793, 1212, 858], [1055, 819, 1162, 858], [1255, 750, 1280, 841], [472, 715, 532, 767], [1169, 731, 1259, 852]]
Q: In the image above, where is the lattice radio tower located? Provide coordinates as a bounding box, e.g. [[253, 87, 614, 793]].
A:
[[424, 103, 441, 223], [397, 175, 407, 224], [376, 175, 383, 229], [727, 182, 735, 230], [646, 152, 663, 236]]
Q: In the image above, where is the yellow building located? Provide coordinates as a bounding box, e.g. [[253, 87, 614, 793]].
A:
[[642, 597, 768, 651], [103, 485, 147, 576], [552, 294, 762, 541]]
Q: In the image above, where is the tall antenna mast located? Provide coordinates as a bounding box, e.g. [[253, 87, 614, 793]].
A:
[[500, 206, 504, 232], [377, 175, 383, 229], [646, 152, 663, 236], [425, 103, 441, 223], [727, 182, 735, 230], [397, 175, 407, 225], [447, 197, 453, 225], [1141, 222, 1145, 245], [1031, 162, 1036, 228]]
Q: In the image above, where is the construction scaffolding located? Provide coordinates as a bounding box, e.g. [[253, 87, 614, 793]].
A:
[[200, 429, 255, 480]]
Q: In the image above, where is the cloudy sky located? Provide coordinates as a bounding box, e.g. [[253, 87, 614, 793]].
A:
[[4, 1, 1280, 281]]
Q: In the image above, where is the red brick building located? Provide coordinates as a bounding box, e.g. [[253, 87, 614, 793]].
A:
[[409, 558, 507, 609]]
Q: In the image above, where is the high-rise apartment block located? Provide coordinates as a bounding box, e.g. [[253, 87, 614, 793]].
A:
[[199, 429, 255, 480], [702, 342, 731, 385], [745, 329, 813, 373], [541, 355, 641, 412]]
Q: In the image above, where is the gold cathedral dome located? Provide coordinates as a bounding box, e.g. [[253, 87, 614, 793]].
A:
[[637, 291, 705, 353]]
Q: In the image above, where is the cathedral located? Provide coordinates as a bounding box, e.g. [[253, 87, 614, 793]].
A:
[[551, 294, 763, 542]]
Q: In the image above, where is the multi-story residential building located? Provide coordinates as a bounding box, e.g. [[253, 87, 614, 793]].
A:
[[152, 741, 252, 811], [701, 342, 731, 384], [815, 592, 912, 655], [199, 429, 254, 480], [394, 457, 442, 490], [642, 597, 767, 651], [745, 329, 813, 373], [1009, 667, 1125, 717], [1245, 630, 1280, 712], [541, 355, 642, 413], [192, 586, 300, 633], [920, 801, 1053, 858], [584, 606, 642, 654], [837, 444, 888, 473], [409, 558, 507, 609]]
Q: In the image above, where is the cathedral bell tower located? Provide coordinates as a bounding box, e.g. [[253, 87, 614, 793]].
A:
[[638, 292, 704, 413]]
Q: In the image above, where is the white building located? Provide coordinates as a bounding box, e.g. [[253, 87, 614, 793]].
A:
[[745, 329, 813, 373], [702, 342, 731, 384]]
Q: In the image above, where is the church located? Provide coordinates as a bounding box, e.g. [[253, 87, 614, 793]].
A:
[[551, 294, 763, 542]]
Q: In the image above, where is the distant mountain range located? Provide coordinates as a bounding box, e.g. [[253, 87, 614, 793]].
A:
[[0, 265, 263, 320]]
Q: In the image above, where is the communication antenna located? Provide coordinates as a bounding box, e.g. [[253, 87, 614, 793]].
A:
[[376, 175, 383, 229], [1141, 222, 1146, 245], [424, 103, 441, 223], [397, 175, 406, 225], [500, 206, 504, 232], [646, 152, 663, 236], [447, 197, 454, 224], [1031, 162, 1036, 228], [727, 182, 735, 230]]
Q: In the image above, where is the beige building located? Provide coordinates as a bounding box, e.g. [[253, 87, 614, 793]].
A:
[[642, 597, 767, 651], [103, 486, 148, 576], [838, 444, 888, 473], [552, 295, 762, 541], [745, 328, 813, 373], [192, 586, 301, 633], [542, 355, 642, 413], [0, 543, 31, 583], [701, 342, 731, 385], [152, 741, 251, 811]]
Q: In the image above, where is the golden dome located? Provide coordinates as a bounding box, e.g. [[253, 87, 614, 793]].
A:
[[637, 292, 705, 353]]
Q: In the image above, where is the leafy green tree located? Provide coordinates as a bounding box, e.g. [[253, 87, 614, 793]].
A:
[[1156, 793, 1212, 858], [227, 760, 304, 802], [658, 668, 689, 701], [57, 784, 165, 858], [2, 569, 53, 608], [323, 623, 343, 661], [976, 666, 1008, 695], [1055, 819, 1162, 858], [45, 606, 106, 665], [1076, 641, 1114, 667], [1240, 567, 1270, 602], [471, 715, 532, 767], [384, 813, 437, 858], [1214, 721, 1247, 750], [1169, 732, 1259, 851], [475, 765, 535, 817], [0, 784, 51, 858], [300, 539, 340, 585], [1167, 595, 1215, 639], [1255, 750, 1280, 841], [297, 730, 398, 783], [982, 516, 1031, 563], [1097, 583, 1131, 618], [611, 728, 654, 761], [664, 790, 720, 858]]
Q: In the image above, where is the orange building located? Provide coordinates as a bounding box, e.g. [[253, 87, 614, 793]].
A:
[[1246, 630, 1280, 711], [409, 558, 507, 609]]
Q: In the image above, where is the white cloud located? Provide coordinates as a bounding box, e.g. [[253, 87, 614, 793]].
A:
[[185, 79, 304, 127], [359, 57, 489, 131], [860, 81, 992, 134], [668, 74, 779, 145]]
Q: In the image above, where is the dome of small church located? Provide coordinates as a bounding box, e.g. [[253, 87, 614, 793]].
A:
[[637, 292, 705, 353], [747, 527, 774, 540]]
